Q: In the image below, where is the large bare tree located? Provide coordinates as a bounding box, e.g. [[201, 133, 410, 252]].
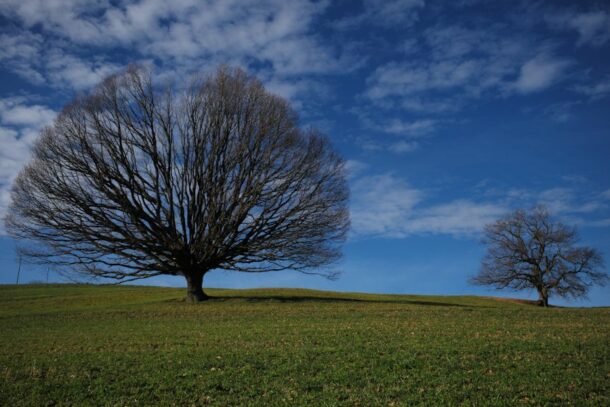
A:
[[471, 206, 606, 306], [5, 66, 349, 302]]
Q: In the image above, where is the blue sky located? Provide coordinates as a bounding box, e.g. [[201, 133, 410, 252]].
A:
[[1, 0, 609, 306]]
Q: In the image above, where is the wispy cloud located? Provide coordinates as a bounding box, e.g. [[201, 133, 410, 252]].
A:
[[350, 127, 431, 155], [355, 5, 604, 153], [335, 0, 425, 29], [365, 24, 521, 102], [365, 59, 482, 101], [388, 141, 419, 153], [538, 100, 582, 123], [354, 136, 420, 154], [573, 76, 610, 100], [351, 174, 610, 240], [513, 55, 571, 93], [0, 99, 55, 128], [350, 174, 423, 238], [0, 30, 124, 90], [350, 174, 507, 238], [489, 184, 610, 228], [0, 98, 57, 231], [546, 9, 610, 47], [350, 107, 438, 153], [344, 160, 370, 179], [365, 24, 570, 107], [0, 0, 351, 92], [381, 119, 437, 136], [406, 200, 507, 236]]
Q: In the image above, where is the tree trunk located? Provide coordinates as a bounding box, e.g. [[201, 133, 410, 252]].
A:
[[537, 288, 549, 307], [185, 272, 208, 303]]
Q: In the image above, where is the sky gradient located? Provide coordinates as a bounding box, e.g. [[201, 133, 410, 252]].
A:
[[1, 0, 609, 306]]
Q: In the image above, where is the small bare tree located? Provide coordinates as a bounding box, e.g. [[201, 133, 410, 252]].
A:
[[471, 206, 606, 306], [5, 66, 349, 302]]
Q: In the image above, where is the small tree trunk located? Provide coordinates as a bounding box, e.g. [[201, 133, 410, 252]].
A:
[[185, 272, 208, 303], [537, 288, 549, 307]]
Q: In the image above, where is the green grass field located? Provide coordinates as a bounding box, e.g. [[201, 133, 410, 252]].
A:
[[1, 284, 608, 406]]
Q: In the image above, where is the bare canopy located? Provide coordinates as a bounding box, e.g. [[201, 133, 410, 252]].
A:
[[471, 206, 606, 306], [5, 66, 350, 302]]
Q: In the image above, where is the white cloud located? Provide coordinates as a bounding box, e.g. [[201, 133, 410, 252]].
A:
[[350, 173, 507, 238], [263, 78, 315, 104], [0, 126, 31, 184], [353, 136, 385, 152], [0, 32, 46, 84], [0, 0, 108, 45], [382, 119, 436, 136], [344, 160, 369, 179], [351, 174, 423, 238], [389, 141, 418, 153], [351, 104, 438, 150], [0, 98, 56, 233], [365, 61, 474, 100], [513, 55, 570, 93], [352, 135, 419, 155], [360, 24, 536, 142], [350, 175, 610, 240], [424, 25, 488, 59], [537, 100, 582, 123], [362, 17, 594, 124], [363, 24, 536, 111], [0, 0, 346, 90], [585, 218, 610, 227], [573, 76, 610, 100], [352, 111, 437, 152], [44, 50, 123, 90], [400, 97, 460, 113], [546, 10, 610, 47], [406, 200, 506, 235], [0, 31, 123, 90], [0, 99, 56, 128], [535, 187, 577, 213], [491, 185, 610, 228]]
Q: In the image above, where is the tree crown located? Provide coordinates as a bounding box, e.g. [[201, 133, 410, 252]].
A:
[[6, 65, 350, 285], [471, 206, 606, 302]]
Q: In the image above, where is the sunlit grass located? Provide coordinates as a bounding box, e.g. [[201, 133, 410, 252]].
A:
[[1, 284, 608, 405]]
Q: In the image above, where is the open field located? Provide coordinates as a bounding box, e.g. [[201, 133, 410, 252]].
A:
[[1, 284, 608, 406]]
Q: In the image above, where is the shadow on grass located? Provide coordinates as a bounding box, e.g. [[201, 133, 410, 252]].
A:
[[202, 295, 467, 307]]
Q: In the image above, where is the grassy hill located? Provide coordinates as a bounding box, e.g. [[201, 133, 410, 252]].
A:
[[1, 285, 608, 405]]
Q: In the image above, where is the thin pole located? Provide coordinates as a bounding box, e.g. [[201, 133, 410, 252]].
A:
[[46, 268, 50, 284], [16, 255, 22, 285]]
